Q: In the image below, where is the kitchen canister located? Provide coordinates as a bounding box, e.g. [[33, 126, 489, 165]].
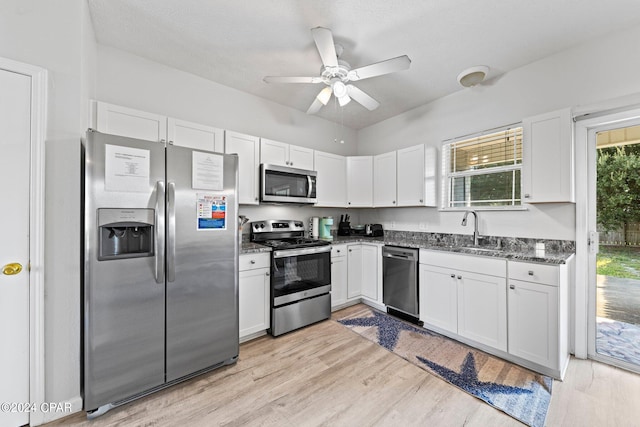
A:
[[310, 216, 320, 238]]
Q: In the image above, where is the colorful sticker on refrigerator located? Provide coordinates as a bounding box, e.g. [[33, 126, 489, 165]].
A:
[[104, 144, 150, 192], [197, 193, 227, 230], [192, 151, 223, 190]]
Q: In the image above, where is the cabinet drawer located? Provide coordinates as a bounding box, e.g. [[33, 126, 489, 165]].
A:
[[419, 249, 506, 277], [239, 253, 270, 271], [508, 261, 558, 286], [332, 244, 348, 258]]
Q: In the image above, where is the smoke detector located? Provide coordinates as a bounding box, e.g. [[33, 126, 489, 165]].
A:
[[457, 65, 489, 87]]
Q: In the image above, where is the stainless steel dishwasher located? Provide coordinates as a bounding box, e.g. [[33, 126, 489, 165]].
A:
[[382, 246, 421, 324]]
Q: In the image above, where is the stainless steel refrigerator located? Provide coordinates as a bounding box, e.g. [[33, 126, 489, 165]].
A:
[[82, 130, 239, 417]]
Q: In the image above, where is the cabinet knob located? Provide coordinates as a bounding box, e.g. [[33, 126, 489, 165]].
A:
[[509, 284, 515, 290], [255, 197, 258, 201], [250, 260, 256, 264], [290, 162, 293, 166], [419, 199, 423, 203], [393, 200, 396, 204], [450, 274, 455, 278], [528, 270, 534, 276], [524, 194, 530, 198], [457, 275, 462, 280], [348, 202, 351, 205], [266, 272, 270, 276], [337, 250, 341, 253], [349, 249, 352, 252]]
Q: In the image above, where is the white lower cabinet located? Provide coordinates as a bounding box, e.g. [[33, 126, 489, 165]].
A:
[[331, 245, 348, 309], [239, 253, 270, 340], [347, 245, 362, 299], [507, 260, 568, 375], [457, 271, 507, 352], [419, 249, 570, 379], [360, 244, 380, 301], [419, 251, 507, 351]]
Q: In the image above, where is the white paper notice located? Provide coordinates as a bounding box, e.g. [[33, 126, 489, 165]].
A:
[[104, 144, 150, 192], [192, 151, 223, 190]]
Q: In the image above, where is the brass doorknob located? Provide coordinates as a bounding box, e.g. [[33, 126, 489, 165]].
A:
[[2, 263, 23, 275]]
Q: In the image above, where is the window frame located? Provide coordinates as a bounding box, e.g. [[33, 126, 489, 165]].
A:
[[440, 125, 526, 211]]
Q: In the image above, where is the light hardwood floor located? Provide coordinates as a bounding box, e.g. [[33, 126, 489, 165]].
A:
[[47, 304, 640, 426]]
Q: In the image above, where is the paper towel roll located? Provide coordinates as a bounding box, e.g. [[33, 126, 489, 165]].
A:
[[311, 217, 319, 238]]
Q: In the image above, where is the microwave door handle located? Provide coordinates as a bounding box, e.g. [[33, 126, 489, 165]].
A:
[[167, 181, 176, 282], [307, 175, 313, 198], [154, 180, 165, 284]]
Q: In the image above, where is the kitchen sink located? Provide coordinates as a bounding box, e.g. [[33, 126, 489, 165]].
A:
[[462, 247, 504, 254]]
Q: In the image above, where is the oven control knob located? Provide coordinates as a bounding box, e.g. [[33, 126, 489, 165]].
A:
[[259, 223, 265, 229]]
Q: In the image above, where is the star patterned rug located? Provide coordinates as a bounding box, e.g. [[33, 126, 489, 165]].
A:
[[336, 306, 552, 427]]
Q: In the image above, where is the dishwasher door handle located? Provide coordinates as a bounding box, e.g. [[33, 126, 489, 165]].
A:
[[383, 253, 414, 260]]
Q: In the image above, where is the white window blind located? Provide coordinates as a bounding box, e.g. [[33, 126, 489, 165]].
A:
[[442, 126, 523, 208]]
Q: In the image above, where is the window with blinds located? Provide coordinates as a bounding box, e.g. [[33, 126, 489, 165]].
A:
[[442, 126, 523, 208]]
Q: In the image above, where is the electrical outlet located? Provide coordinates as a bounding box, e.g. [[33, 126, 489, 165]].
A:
[[391, 221, 396, 229]]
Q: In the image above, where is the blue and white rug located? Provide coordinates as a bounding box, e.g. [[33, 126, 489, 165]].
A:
[[337, 307, 552, 427]]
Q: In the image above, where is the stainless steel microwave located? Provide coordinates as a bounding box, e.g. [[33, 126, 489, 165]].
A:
[[260, 164, 317, 204]]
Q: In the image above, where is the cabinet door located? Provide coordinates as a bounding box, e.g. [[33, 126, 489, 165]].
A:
[[397, 144, 425, 206], [167, 118, 224, 153], [331, 255, 348, 308], [260, 138, 289, 166], [374, 151, 397, 207], [360, 244, 379, 301], [94, 101, 167, 142], [347, 245, 362, 299], [314, 150, 347, 207], [347, 156, 373, 207], [288, 145, 314, 170], [225, 131, 260, 205], [239, 267, 270, 339], [508, 279, 558, 368], [457, 271, 507, 351], [419, 264, 457, 333], [522, 108, 573, 203]]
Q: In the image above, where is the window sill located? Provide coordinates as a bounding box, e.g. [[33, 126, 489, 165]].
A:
[[439, 206, 529, 212]]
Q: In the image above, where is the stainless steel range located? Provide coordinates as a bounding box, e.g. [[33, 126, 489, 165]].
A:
[[250, 219, 332, 336]]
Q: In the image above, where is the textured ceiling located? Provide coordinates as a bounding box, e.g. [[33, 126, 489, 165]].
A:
[[87, 0, 640, 129]]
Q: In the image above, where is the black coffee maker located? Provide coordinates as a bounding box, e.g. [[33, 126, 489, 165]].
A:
[[337, 214, 351, 236]]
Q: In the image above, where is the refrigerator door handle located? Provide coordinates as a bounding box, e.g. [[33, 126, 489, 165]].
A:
[[167, 181, 176, 282], [155, 180, 166, 284]]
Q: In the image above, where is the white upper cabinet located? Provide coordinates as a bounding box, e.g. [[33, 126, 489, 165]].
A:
[[94, 101, 167, 142], [167, 118, 224, 153], [225, 131, 260, 205], [522, 108, 574, 203], [373, 151, 397, 207], [397, 144, 437, 207], [314, 150, 347, 207], [260, 138, 314, 170], [346, 156, 373, 207]]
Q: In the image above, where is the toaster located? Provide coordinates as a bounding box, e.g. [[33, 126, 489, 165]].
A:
[[365, 224, 384, 237]]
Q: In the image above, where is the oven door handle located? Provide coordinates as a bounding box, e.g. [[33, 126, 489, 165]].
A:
[[273, 246, 332, 258]]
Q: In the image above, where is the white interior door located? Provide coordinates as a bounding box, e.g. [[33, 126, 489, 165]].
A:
[[0, 69, 31, 426]]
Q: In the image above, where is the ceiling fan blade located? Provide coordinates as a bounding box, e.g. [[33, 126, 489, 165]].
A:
[[306, 98, 324, 115], [346, 85, 380, 111], [347, 55, 411, 81], [311, 27, 338, 68], [263, 76, 323, 84]]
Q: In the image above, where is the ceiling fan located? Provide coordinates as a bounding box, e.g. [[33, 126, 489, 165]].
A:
[[263, 27, 411, 114]]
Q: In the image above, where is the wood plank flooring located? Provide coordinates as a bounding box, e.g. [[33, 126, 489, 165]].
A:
[[46, 304, 640, 427]]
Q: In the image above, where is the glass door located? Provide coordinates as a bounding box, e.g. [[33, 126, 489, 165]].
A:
[[588, 119, 640, 372]]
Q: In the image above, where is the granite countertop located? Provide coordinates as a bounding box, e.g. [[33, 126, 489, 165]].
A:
[[324, 235, 574, 265], [241, 232, 574, 264], [240, 242, 271, 254]]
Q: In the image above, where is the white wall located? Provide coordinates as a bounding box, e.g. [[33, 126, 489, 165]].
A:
[[95, 46, 358, 156], [0, 0, 88, 420], [357, 24, 640, 241]]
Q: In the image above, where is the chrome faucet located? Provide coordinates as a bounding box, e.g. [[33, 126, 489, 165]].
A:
[[461, 210, 480, 246]]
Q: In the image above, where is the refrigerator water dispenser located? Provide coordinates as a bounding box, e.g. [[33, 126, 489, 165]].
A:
[[97, 208, 155, 260]]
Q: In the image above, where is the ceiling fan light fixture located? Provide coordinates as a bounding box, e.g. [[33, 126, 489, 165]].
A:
[[316, 86, 332, 105], [332, 80, 348, 98], [338, 94, 351, 107], [457, 65, 489, 87]]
